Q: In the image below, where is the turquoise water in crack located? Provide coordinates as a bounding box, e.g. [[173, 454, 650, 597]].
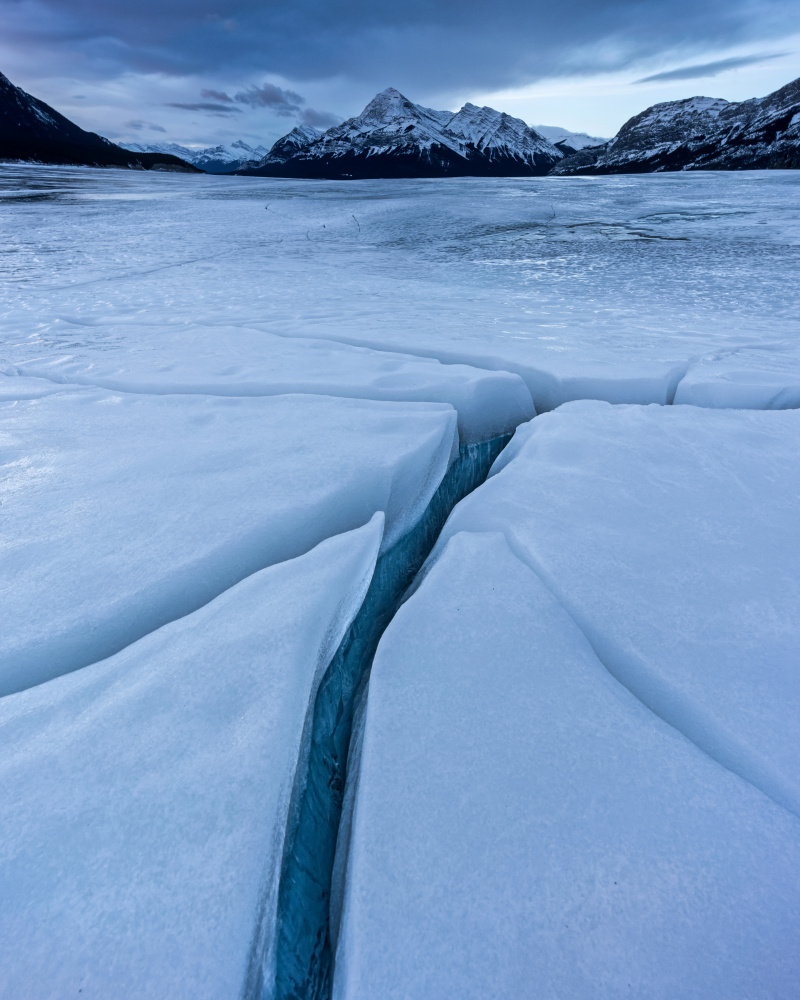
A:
[[244, 435, 510, 1000]]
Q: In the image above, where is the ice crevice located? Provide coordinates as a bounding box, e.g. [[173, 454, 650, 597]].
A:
[[248, 433, 510, 1000]]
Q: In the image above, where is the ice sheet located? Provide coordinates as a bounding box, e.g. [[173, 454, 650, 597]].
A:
[[431, 402, 800, 815], [334, 531, 800, 1000], [0, 518, 383, 1000], [674, 346, 800, 408], [0, 388, 456, 695], [0, 374, 85, 400], [1, 165, 798, 411], [10, 326, 533, 444]]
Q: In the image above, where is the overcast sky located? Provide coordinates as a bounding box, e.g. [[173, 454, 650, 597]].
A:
[[1, 0, 798, 148]]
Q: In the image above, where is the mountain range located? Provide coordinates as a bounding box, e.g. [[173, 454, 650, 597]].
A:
[[0, 71, 197, 172], [554, 76, 800, 174], [2, 69, 798, 178], [239, 88, 565, 178], [119, 139, 268, 173]]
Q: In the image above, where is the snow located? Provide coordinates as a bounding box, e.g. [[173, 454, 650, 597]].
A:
[[1, 162, 798, 996], [441, 102, 556, 158], [119, 140, 196, 159], [0, 373, 84, 400], [10, 326, 534, 444], [533, 124, 609, 149], [265, 88, 561, 168], [674, 346, 800, 408], [119, 139, 269, 168], [333, 529, 800, 1000], [0, 517, 383, 1000], [430, 402, 800, 816], [1, 164, 797, 412], [0, 388, 456, 696]]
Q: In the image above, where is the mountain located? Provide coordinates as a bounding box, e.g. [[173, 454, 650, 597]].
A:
[[242, 88, 563, 179], [257, 125, 322, 167], [121, 139, 269, 173], [553, 77, 800, 174], [119, 141, 195, 160], [191, 140, 269, 173], [0, 71, 197, 172], [532, 125, 609, 153]]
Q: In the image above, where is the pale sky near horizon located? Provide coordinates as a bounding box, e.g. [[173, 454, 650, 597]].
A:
[[1, 0, 798, 148]]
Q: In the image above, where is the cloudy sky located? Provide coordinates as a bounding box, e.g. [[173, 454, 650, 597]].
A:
[[1, 0, 798, 148]]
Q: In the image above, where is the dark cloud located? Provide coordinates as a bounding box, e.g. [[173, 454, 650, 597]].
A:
[[1, 0, 797, 96], [636, 52, 790, 83], [200, 88, 234, 102], [301, 107, 340, 128], [166, 101, 243, 113], [168, 81, 340, 127], [124, 118, 168, 131], [233, 82, 304, 114]]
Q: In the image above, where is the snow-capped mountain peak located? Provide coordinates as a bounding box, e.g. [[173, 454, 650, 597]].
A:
[[337, 87, 450, 144], [532, 125, 610, 151], [554, 75, 800, 173], [246, 88, 563, 178], [119, 138, 269, 172], [444, 103, 552, 156]]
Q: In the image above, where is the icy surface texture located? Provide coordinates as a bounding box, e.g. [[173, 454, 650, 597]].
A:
[[334, 531, 800, 1000], [0, 519, 383, 1000], [0, 373, 85, 400], [273, 435, 509, 1000], [432, 402, 800, 815], [11, 327, 532, 444], [0, 389, 456, 695], [674, 346, 800, 408], [1, 165, 798, 412]]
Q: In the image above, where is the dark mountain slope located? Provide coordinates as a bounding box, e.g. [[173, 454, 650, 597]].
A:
[[0, 72, 197, 171]]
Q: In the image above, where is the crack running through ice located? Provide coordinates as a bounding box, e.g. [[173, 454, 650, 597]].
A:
[[243, 434, 510, 1000], [492, 528, 799, 821]]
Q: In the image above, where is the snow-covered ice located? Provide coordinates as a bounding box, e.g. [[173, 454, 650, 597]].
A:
[[674, 345, 800, 408], [0, 387, 456, 695], [1, 164, 798, 412], [0, 518, 382, 1000], [1, 163, 798, 997], [9, 327, 533, 444], [430, 402, 800, 816], [333, 530, 800, 1000]]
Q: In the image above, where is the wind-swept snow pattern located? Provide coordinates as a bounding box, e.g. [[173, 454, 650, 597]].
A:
[[0, 389, 456, 695], [0, 520, 383, 1000], [333, 530, 800, 1000], [430, 403, 800, 816]]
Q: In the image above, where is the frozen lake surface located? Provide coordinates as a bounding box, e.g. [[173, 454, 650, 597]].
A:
[[1, 164, 799, 408], [1, 164, 798, 999]]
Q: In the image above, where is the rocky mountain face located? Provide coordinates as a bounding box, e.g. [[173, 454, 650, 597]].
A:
[[242, 88, 563, 178], [554, 77, 800, 174], [0, 71, 197, 172], [120, 139, 269, 173], [258, 125, 323, 167]]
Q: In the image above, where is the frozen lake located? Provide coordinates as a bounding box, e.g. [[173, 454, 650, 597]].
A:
[[1, 164, 799, 1000], [2, 164, 799, 408]]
